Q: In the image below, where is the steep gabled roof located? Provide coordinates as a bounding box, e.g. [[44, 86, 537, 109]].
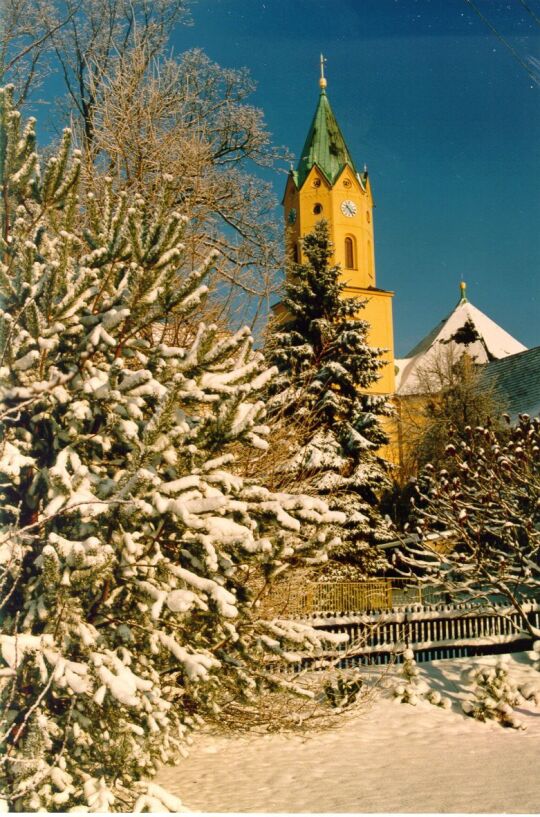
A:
[[396, 284, 527, 395], [479, 346, 540, 420], [295, 89, 358, 188]]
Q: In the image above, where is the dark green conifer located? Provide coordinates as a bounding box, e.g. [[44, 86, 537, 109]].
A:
[[267, 220, 394, 578]]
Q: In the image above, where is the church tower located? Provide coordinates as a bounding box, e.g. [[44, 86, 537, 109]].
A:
[[282, 59, 395, 395]]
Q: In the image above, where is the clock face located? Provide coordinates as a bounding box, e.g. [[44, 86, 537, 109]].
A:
[[288, 208, 297, 224], [341, 200, 357, 217]]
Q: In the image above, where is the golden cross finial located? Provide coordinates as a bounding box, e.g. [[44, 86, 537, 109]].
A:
[[319, 54, 327, 90]]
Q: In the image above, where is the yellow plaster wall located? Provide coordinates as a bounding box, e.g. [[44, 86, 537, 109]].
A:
[[378, 394, 441, 481], [345, 286, 395, 395], [330, 168, 376, 290], [284, 166, 376, 289], [376, 412, 402, 468]]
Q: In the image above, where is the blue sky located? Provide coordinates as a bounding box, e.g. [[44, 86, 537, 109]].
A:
[[171, 0, 540, 356]]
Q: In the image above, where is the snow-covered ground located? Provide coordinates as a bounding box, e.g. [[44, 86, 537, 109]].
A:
[[156, 653, 540, 813]]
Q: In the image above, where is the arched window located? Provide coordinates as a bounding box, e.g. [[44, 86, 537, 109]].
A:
[[345, 236, 356, 269]]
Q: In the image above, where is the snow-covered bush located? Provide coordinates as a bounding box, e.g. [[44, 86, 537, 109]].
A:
[[424, 688, 451, 709], [527, 640, 540, 671], [396, 416, 540, 636], [324, 671, 363, 710], [518, 681, 540, 707], [265, 221, 394, 578], [393, 648, 425, 706], [393, 648, 450, 709], [461, 660, 525, 729], [0, 86, 343, 812], [521, 642, 540, 704]]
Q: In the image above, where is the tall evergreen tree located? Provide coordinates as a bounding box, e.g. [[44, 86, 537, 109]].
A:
[[0, 87, 343, 812], [266, 221, 394, 579]]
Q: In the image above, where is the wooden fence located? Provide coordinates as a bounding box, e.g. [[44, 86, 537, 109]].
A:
[[260, 579, 439, 618], [267, 600, 540, 672]]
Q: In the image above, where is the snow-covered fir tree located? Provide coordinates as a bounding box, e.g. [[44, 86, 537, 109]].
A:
[[528, 640, 540, 672], [461, 660, 525, 729], [393, 648, 425, 706], [392, 648, 450, 709], [0, 87, 345, 812], [395, 415, 540, 636], [265, 220, 394, 579]]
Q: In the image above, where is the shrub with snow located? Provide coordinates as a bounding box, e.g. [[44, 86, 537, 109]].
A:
[[396, 417, 540, 635], [0, 87, 343, 812], [393, 648, 450, 709], [324, 671, 363, 710], [517, 642, 540, 705], [461, 660, 525, 729], [527, 640, 540, 671]]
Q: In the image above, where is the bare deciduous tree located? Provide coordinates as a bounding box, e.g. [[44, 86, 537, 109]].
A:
[[397, 345, 506, 479], [2, 1, 285, 328], [86, 46, 288, 328], [0, 0, 60, 105], [396, 416, 540, 637], [31, 0, 191, 145]]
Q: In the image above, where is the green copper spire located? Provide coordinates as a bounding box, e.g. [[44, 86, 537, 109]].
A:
[[459, 280, 468, 304], [295, 59, 358, 188]]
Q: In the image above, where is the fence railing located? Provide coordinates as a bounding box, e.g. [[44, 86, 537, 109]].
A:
[[260, 579, 439, 618], [267, 600, 540, 672]]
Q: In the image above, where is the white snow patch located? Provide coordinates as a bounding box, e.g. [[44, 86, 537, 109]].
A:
[[156, 653, 540, 813]]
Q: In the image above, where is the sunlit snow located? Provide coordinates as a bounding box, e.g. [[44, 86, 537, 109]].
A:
[[156, 653, 540, 813]]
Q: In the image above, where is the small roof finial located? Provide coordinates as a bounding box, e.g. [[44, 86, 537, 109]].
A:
[[459, 280, 467, 303], [319, 54, 327, 91]]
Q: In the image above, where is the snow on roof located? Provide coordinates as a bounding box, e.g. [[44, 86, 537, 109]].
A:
[[396, 291, 527, 396]]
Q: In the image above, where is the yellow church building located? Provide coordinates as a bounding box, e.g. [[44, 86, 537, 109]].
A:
[[283, 61, 531, 474]]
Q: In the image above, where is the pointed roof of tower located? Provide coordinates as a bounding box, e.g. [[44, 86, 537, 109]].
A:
[[294, 58, 360, 188], [395, 282, 527, 395]]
